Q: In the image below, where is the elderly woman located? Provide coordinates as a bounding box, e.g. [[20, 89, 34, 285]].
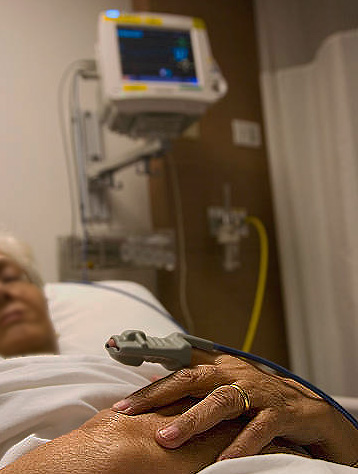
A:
[[0, 232, 357, 473]]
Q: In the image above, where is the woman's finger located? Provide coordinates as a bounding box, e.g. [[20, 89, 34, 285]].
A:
[[111, 363, 225, 414], [155, 384, 251, 448], [218, 409, 280, 461], [190, 348, 221, 367]]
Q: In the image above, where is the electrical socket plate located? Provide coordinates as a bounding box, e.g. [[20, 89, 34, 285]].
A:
[[231, 119, 261, 148]]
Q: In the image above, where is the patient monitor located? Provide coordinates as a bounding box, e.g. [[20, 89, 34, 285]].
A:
[[62, 10, 227, 234], [97, 10, 227, 139]]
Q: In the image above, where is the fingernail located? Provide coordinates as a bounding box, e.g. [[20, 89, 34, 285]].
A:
[[112, 400, 131, 412], [217, 455, 231, 462], [158, 425, 180, 441]]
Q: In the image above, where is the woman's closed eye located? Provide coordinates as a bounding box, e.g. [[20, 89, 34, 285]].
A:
[[0, 265, 27, 285]]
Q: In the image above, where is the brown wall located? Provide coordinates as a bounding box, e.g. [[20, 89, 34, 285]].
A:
[[134, 0, 289, 366]]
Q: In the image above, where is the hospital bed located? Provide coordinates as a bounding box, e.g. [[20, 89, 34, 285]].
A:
[[0, 281, 356, 473]]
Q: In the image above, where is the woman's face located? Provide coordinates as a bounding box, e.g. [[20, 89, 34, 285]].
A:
[[0, 253, 59, 357]]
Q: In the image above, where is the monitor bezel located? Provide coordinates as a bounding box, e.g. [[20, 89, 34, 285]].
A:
[[99, 14, 207, 96]]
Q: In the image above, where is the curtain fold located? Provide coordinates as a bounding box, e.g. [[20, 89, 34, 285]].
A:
[[255, 0, 358, 395]]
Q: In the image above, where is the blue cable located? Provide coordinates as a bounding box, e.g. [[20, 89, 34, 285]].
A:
[[71, 280, 357, 430]]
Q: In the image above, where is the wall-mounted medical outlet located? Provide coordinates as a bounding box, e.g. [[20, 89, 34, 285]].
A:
[[207, 184, 249, 272], [208, 206, 248, 271], [231, 119, 261, 148]]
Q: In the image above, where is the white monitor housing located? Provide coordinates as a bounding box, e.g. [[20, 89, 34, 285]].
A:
[[96, 10, 227, 139]]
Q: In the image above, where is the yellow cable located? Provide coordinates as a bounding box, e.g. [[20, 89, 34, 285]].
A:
[[242, 216, 269, 352]]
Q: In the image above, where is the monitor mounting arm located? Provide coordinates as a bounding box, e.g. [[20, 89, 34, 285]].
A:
[[70, 63, 165, 223]]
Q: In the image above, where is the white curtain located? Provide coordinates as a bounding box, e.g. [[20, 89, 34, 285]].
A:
[[255, 0, 358, 396]]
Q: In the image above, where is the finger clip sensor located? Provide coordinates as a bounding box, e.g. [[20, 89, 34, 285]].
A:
[[105, 330, 214, 371]]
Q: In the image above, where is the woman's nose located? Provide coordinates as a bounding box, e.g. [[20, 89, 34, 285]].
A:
[[0, 282, 13, 304]]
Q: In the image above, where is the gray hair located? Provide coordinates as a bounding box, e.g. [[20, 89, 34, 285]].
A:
[[0, 232, 44, 288]]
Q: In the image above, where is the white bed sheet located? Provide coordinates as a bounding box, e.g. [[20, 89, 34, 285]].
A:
[[199, 454, 355, 473], [0, 353, 151, 468]]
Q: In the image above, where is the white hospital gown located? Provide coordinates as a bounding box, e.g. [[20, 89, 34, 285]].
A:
[[0, 353, 355, 473]]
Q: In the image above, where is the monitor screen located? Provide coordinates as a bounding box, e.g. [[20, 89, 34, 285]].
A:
[[117, 26, 198, 83]]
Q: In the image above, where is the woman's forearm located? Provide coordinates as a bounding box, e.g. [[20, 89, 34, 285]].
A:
[[1, 429, 115, 474]]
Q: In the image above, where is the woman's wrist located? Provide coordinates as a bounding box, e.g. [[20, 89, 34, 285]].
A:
[[314, 409, 358, 466], [2, 428, 114, 474]]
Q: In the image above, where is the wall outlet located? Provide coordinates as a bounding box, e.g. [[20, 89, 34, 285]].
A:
[[231, 119, 261, 148]]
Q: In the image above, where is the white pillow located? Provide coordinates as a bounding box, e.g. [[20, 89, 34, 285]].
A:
[[45, 281, 184, 378]]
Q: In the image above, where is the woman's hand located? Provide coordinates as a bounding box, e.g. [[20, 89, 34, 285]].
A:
[[80, 403, 311, 474], [111, 350, 358, 466], [77, 403, 247, 474]]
